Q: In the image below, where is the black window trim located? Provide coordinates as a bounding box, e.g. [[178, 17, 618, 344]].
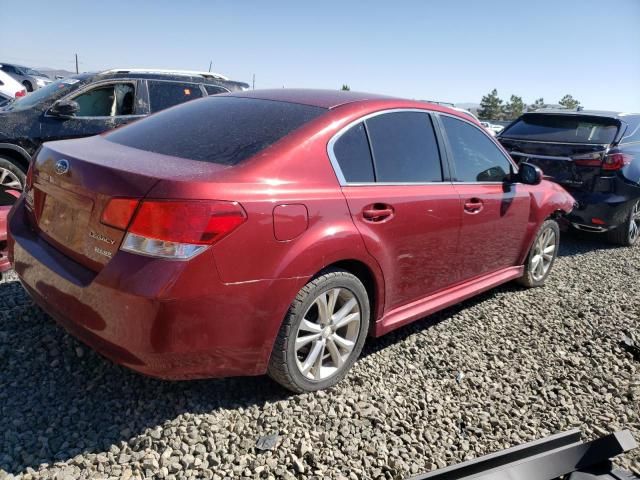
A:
[[327, 108, 450, 186], [434, 111, 520, 185], [45, 78, 144, 119]]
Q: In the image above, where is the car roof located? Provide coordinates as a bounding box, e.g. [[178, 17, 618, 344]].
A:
[[225, 88, 399, 109]]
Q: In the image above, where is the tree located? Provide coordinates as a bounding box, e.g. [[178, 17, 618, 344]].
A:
[[502, 95, 525, 120], [477, 89, 503, 120], [528, 98, 546, 112], [559, 94, 580, 109], [341, 84, 350, 91]]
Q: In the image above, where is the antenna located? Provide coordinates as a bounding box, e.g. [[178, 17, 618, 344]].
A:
[[208, 60, 212, 73], [75, 53, 79, 74]]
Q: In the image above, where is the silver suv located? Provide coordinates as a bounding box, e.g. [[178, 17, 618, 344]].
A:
[[0, 63, 52, 92]]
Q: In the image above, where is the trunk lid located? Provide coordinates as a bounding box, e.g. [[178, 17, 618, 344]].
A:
[[498, 113, 621, 192], [498, 138, 608, 191], [29, 135, 228, 271]]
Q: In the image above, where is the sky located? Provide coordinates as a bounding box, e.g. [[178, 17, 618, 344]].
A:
[[1, 0, 639, 111]]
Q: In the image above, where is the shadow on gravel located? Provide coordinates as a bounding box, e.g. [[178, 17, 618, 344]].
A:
[[0, 280, 286, 474], [557, 229, 619, 258]]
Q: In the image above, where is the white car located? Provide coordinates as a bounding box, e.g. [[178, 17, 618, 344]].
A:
[[0, 69, 26, 99], [479, 121, 498, 137]]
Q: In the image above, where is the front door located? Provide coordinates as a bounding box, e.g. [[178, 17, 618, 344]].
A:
[[330, 110, 462, 312], [438, 114, 530, 281], [39, 80, 145, 144]]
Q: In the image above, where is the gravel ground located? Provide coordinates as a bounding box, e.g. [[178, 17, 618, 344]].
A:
[[0, 231, 638, 480]]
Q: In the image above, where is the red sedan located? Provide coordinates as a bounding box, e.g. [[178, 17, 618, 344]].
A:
[[8, 89, 574, 392]]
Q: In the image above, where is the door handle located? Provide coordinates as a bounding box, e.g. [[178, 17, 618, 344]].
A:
[[362, 204, 394, 222], [464, 198, 484, 214]]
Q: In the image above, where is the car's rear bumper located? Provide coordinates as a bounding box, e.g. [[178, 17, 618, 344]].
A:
[[8, 199, 300, 380], [565, 183, 640, 231]]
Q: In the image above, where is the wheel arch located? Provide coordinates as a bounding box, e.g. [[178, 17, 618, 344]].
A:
[[0, 143, 32, 172], [318, 258, 383, 332]]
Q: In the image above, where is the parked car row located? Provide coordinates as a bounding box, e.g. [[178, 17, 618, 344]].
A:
[[1, 69, 638, 392], [0, 62, 53, 92]]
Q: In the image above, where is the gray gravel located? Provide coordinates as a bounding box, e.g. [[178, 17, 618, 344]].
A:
[[1, 230, 639, 479]]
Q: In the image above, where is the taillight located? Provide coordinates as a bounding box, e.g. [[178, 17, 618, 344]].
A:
[[101, 198, 140, 229], [573, 153, 602, 167], [103, 199, 246, 260], [15, 90, 26, 98], [602, 152, 632, 171]]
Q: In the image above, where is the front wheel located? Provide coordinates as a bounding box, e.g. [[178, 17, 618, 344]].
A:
[[0, 156, 26, 192], [607, 200, 640, 247], [268, 269, 370, 393], [517, 219, 560, 288]]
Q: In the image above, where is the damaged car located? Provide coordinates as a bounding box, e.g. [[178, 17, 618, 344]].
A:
[[0, 69, 249, 191], [9, 89, 575, 392], [498, 110, 640, 245]]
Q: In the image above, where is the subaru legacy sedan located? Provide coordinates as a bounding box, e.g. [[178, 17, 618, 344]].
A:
[[8, 90, 574, 392]]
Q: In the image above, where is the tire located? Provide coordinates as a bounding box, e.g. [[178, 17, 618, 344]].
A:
[[0, 156, 26, 192], [22, 80, 33, 92], [606, 199, 640, 247], [268, 268, 370, 393], [517, 219, 560, 288]]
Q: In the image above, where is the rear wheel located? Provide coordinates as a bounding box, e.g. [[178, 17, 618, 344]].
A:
[[607, 200, 640, 246], [268, 269, 370, 393], [518, 219, 560, 288], [22, 80, 33, 92], [0, 157, 25, 192]]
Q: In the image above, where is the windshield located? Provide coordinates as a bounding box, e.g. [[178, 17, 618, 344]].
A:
[[1, 77, 84, 111], [501, 114, 620, 144]]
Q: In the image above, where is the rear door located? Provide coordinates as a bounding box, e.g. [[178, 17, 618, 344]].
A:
[[146, 80, 204, 112], [331, 110, 462, 311], [438, 114, 530, 281], [498, 114, 621, 192], [39, 80, 145, 143]]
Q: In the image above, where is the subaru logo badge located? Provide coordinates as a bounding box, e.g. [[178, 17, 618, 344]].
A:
[[55, 159, 70, 175]]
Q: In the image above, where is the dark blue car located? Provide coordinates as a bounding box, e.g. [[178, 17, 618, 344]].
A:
[[498, 110, 640, 246]]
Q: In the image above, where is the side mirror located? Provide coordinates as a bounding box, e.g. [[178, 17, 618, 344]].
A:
[[518, 162, 543, 185], [50, 99, 80, 117]]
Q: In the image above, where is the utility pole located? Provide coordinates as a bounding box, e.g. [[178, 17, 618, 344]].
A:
[[75, 53, 79, 74], [252, 74, 255, 90], [208, 60, 212, 72]]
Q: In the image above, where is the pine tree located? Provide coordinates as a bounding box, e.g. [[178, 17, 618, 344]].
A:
[[558, 94, 580, 109], [477, 89, 503, 120], [502, 95, 525, 120], [341, 84, 351, 91]]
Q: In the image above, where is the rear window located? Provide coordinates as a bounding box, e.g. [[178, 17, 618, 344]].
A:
[[106, 96, 327, 165], [148, 81, 203, 112], [501, 114, 619, 144]]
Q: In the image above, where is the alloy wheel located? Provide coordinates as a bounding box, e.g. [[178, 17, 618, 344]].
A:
[[0, 167, 22, 190], [530, 227, 557, 281], [629, 201, 640, 243], [294, 287, 361, 381]]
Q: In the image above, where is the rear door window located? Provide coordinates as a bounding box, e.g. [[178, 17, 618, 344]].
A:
[[148, 81, 203, 112], [106, 96, 327, 165], [72, 82, 135, 117], [365, 111, 443, 182], [441, 115, 513, 182], [332, 122, 375, 182], [501, 114, 620, 144]]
